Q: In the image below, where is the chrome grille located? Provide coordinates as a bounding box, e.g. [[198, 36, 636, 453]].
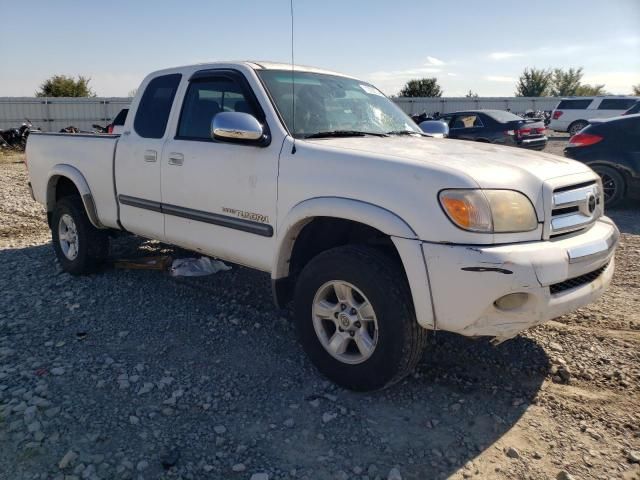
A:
[[550, 180, 601, 236]]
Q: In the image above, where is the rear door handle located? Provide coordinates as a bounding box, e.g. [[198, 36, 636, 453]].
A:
[[143, 150, 157, 162], [168, 153, 184, 166]]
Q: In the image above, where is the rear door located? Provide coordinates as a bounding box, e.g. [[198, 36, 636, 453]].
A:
[[160, 69, 278, 271], [115, 73, 182, 239]]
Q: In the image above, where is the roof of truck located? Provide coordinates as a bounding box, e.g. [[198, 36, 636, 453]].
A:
[[162, 61, 354, 79], [246, 61, 352, 77]]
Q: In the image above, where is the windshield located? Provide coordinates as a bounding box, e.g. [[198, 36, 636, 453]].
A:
[[257, 70, 420, 138]]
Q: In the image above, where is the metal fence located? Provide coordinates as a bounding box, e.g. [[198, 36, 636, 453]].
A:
[[0, 97, 132, 132], [0, 96, 563, 132], [394, 97, 562, 116]]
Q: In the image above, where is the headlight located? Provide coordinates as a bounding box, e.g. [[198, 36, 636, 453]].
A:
[[439, 189, 538, 233]]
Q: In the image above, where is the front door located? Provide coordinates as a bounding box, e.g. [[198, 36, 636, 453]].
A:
[[160, 70, 278, 271], [115, 73, 182, 239]]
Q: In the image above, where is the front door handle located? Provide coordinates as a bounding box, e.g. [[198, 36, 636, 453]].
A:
[[168, 153, 184, 166], [143, 150, 157, 162]]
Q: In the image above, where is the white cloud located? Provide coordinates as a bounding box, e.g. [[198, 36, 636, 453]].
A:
[[425, 56, 445, 66], [369, 67, 442, 80], [447, 73, 458, 77], [485, 75, 516, 83], [488, 52, 524, 60], [617, 36, 640, 46], [366, 67, 447, 96], [582, 72, 640, 94]]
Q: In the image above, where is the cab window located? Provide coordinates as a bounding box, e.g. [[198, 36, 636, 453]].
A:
[[134, 74, 181, 139], [177, 77, 258, 140]]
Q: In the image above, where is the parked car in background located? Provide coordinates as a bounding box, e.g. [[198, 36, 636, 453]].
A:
[[564, 114, 640, 207], [548, 96, 638, 135], [107, 108, 129, 134], [437, 110, 547, 150], [622, 101, 640, 116]]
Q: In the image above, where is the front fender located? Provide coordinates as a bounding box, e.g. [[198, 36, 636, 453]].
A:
[[46, 164, 105, 229], [272, 196, 417, 279], [272, 197, 435, 329]]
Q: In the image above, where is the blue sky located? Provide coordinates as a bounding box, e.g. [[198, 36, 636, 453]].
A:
[[1, 0, 638, 97]]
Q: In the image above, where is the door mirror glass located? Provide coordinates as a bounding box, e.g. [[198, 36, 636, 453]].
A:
[[211, 112, 264, 142]]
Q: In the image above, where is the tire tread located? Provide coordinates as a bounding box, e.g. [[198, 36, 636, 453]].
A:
[[294, 244, 428, 390], [52, 196, 109, 275]]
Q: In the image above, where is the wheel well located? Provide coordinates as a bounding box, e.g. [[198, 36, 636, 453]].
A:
[[273, 217, 402, 307], [587, 162, 630, 189], [568, 120, 588, 129], [54, 177, 81, 202], [47, 176, 81, 227]]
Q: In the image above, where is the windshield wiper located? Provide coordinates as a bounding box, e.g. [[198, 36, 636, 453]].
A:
[[386, 130, 425, 136], [303, 130, 388, 139]]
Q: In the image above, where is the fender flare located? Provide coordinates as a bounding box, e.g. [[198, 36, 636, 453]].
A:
[[272, 196, 417, 279], [46, 164, 105, 229]]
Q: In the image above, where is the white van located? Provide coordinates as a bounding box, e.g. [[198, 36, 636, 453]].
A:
[[548, 96, 638, 135]]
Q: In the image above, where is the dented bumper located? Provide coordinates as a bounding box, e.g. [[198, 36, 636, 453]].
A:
[[421, 217, 619, 342]]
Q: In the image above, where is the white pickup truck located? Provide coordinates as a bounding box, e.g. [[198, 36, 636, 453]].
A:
[[26, 61, 619, 391]]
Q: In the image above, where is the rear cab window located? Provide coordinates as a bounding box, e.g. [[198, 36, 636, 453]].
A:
[[556, 99, 593, 110], [112, 108, 128, 126], [134, 73, 182, 139]]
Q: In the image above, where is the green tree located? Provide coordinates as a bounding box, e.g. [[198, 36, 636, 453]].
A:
[[550, 67, 583, 96], [398, 78, 443, 97], [575, 84, 607, 96], [127, 88, 138, 98], [632, 84, 640, 95], [35, 75, 95, 97], [515, 68, 552, 97], [465, 90, 479, 98]]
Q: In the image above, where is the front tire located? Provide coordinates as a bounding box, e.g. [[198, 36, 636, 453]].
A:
[[51, 196, 109, 275], [293, 245, 428, 391]]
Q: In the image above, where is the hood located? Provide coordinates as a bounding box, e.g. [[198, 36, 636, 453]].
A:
[[304, 136, 593, 188]]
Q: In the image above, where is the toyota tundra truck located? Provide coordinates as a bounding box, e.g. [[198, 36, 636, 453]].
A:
[[25, 62, 619, 391]]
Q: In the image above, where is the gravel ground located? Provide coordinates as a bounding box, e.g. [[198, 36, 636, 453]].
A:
[[0, 147, 638, 480]]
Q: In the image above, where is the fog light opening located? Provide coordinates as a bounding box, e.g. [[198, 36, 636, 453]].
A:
[[494, 292, 530, 311]]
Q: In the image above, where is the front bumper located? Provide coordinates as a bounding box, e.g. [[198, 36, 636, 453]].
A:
[[421, 217, 619, 342]]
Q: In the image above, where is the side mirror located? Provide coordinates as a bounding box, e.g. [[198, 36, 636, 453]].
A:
[[211, 112, 265, 143], [419, 120, 449, 138]]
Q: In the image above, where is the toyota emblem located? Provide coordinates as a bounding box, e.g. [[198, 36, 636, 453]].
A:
[[587, 193, 596, 213]]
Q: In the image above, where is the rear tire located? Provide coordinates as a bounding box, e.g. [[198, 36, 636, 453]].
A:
[[591, 165, 626, 208], [293, 245, 428, 391], [51, 196, 109, 275], [568, 121, 588, 136]]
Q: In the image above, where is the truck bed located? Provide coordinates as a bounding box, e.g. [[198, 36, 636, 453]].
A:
[[26, 132, 121, 229]]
